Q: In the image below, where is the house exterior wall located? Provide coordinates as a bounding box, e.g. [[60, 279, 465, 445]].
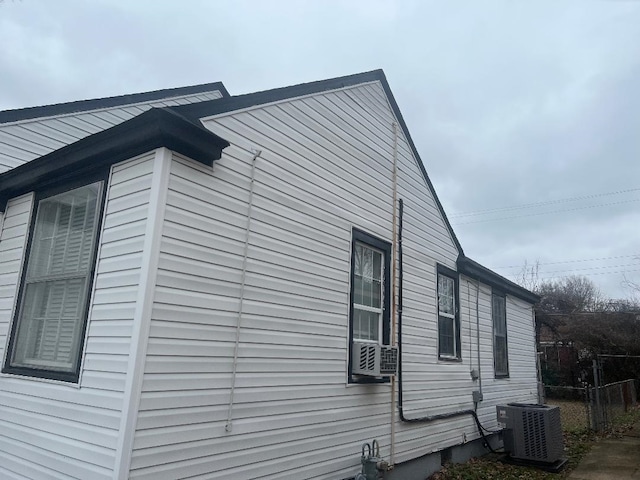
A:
[[459, 278, 538, 430], [0, 152, 159, 479], [128, 82, 538, 480], [0, 79, 538, 480], [0, 90, 224, 173]]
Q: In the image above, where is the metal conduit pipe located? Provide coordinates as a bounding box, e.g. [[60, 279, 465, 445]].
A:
[[225, 148, 262, 433], [475, 279, 483, 401], [396, 199, 497, 452], [390, 121, 399, 465]]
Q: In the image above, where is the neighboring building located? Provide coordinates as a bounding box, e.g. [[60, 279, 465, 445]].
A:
[[0, 70, 539, 480]]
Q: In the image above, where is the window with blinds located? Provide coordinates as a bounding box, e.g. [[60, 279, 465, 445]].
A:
[[437, 272, 457, 358], [492, 293, 509, 377], [6, 182, 103, 380]]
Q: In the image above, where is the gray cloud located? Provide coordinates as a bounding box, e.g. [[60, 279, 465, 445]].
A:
[[1, 0, 639, 298]]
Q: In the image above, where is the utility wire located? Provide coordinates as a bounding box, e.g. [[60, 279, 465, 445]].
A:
[[452, 198, 640, 225], [450, 187, 640, 218], [496, 254, 639, 270], [535, 267, 640, 281], [545, 264, 640, 275], [501, 262, 640, 276]]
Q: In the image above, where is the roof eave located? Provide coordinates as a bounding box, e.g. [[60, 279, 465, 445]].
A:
[[457, 255, 540, 304], [0, 108, 230, 211]]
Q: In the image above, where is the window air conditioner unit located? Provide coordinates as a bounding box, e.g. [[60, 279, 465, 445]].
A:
[[496, 403, 565, 464], [352, 342, 398, 377]]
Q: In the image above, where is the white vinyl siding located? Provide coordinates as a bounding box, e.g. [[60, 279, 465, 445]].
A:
[[0, 90, 224, 173], [128, 82, 491, 480], [0, 152, 158, 479], [459, 279, 537, 431], [0, 194, 33, 367], [0, 78, 539, 480]]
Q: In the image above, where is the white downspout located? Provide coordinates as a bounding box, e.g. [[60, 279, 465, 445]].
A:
[[390, 121, 399, 465], [225, 148, 262, 433]]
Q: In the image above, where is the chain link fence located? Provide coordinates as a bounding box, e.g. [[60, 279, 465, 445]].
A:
[[544, 379, 637, 432], [590, 379, 637, 431], [544, 385, 591, 431]]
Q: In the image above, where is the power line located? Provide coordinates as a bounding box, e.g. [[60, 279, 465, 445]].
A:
[[496, 254, 639, 270], [450, 187, 640, 218], [452, 198, 640, 225], [536, 267, 640, 281], [512, 262, 640, 276]]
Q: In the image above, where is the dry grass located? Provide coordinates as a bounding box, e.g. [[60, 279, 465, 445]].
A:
[[545, 400, 590, 432], [427, 405, 640, 480]]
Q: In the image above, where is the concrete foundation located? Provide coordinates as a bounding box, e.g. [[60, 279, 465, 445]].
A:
[[382, 433, 502, 480]]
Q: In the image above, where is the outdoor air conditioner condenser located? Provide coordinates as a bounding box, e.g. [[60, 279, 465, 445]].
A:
[[496, 403, 565, 464]]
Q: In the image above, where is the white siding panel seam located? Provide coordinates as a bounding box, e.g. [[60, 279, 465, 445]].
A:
[[114, 148, 172, 479]]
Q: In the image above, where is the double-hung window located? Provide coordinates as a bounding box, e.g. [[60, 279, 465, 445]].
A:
[[3, 180, 105, 382], [348, 229, 390, 381], [492, 292, 509, 377], [352, 243, 383, 342], [437, 266, 460, 359]]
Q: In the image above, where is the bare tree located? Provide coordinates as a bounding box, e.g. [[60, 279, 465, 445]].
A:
[[516, 259, 540, 292], [537, 275, 604, 314]]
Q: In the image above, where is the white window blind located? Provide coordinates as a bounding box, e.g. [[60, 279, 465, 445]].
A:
[[11, 182, 102, 373]]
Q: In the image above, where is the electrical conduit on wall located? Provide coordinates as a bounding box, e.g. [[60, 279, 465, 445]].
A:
[[390, 121, 399, 465], [226, 148, 262, 433], [396, 199, 496, 451]]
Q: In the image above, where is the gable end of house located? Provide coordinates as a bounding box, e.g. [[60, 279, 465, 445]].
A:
[[174, 69, 464, 256]]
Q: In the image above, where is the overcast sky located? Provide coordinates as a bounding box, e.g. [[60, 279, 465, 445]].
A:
[[2, 0, 639, 299]]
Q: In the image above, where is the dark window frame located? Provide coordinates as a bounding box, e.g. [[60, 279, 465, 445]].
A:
[[437, 264, 461, 361], [348, 228, 391, 384], [492, 291, 510, 378], [2, 168, 109, 383]]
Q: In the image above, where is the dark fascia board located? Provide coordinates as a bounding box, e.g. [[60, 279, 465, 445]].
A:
[[172, 70, 389, 120], [0, 81, 229, 124], [457, 255, 540, 304], [0, 108, 230, 211], [173, 69, 464, 256]]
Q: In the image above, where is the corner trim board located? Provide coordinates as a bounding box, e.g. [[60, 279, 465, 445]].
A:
[[113, 147, 172, 478]]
